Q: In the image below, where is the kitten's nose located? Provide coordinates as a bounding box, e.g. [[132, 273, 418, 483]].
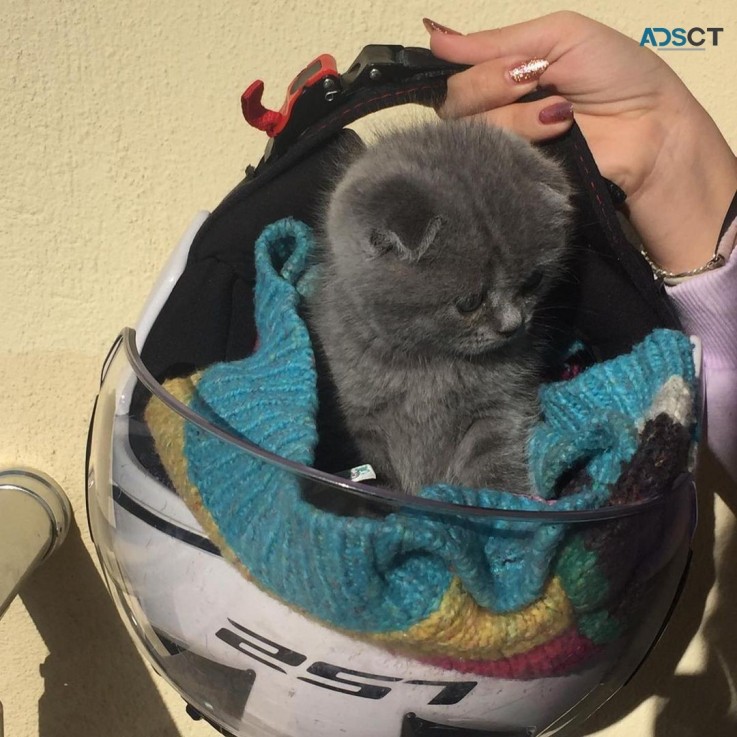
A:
[[496, 306, 524, 337], [498, 324, 522, 338]]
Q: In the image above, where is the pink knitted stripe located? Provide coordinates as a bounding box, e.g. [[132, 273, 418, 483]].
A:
[[418, 628, 601, 679]]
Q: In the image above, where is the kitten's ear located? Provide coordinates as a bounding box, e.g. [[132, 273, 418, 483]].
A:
[[538, 182, 573, 225], [369, 215, 445, 262], [364, 178, 445, 262]]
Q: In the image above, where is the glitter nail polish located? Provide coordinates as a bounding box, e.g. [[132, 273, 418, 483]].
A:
[[509, 59, 549, 84], [422, 18, 462, 35]]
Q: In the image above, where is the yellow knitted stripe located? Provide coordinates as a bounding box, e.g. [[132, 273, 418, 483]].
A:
[[144, 374, 201, 495], [370, 576, 572, 659], [143, 373, 229, 547]]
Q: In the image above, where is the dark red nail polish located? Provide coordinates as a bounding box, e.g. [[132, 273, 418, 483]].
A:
[[539, 101, 574, 124], [423, 18, 462, 35]]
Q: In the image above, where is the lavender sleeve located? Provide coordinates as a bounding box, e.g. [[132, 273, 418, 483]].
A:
[[665, 217, 737, 481]]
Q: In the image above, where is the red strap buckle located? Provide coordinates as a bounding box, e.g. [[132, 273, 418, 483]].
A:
[[241, 54, 338, 138]]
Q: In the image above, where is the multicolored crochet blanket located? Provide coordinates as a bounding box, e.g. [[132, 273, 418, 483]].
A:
[[146, 218, 697, 679]]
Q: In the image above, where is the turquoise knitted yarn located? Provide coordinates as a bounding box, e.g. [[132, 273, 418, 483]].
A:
[[180, 217, 696, 633]]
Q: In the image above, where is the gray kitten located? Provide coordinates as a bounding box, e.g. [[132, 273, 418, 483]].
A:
[[307, 120, 572, 497]]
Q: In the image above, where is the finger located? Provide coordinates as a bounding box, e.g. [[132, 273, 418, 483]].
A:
[[439, 56, 550, 118], [429, 11, 583, 64], [468, 96, 574, 143]]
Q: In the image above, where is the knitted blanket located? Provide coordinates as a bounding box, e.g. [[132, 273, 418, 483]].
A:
[[145, 218, 697, 679]]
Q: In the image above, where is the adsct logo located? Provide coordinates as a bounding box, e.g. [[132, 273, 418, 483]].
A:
[[640, 27, 724, 50]]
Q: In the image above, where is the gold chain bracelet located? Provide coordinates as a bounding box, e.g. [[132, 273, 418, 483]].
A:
[[639, 247, 725, 282]]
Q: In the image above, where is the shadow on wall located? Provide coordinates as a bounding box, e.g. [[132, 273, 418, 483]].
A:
[[571, 449, 737, 737], [20, 520, 181, 737], [652, 451, 737, 737]]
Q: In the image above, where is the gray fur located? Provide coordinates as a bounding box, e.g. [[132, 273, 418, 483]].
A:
[[307, 120, 573, 496]]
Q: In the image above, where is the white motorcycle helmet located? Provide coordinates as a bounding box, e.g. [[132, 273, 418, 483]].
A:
[[86, 46, 699, 737]]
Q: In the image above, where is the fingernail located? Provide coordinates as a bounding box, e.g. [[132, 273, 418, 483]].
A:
[[508, 58, 549, 84], [423, 18, 462, 35], [539, 101, 573, 124]]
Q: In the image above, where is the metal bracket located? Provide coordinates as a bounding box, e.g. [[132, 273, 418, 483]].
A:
[[0, 467, 72, 618]]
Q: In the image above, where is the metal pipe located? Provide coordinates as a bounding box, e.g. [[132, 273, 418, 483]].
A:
[[0, 468, 71, 737], [0, 468, 72, 618]]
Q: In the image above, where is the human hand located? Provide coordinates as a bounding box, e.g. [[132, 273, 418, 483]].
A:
[[426, 12, 737, 274]]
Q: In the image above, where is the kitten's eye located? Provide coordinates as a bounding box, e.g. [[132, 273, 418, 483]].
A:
[[455, 290, 486, 315], [520, 269, 544, 293]]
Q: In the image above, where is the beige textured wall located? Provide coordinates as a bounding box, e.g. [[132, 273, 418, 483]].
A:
[[1, 1, 735, 736]]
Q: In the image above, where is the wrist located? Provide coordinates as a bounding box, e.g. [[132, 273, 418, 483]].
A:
[[627, 97, 737, 273]]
